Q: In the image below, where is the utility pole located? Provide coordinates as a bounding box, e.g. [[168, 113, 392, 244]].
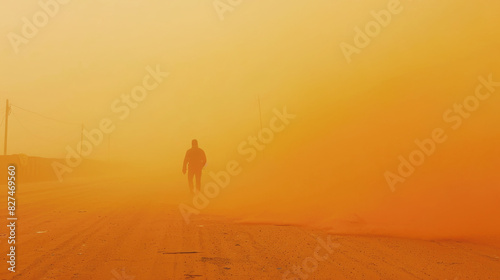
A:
[[257, 94, 265, 159], [4, 99, 10, 155], [79, 124, 84, 158], [257, 94, 263, 132], [107, 134, 111, 161]]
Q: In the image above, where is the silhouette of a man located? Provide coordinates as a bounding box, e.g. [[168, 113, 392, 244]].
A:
[[182, 139, 206, 194]]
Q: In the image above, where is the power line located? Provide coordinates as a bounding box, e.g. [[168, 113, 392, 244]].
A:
[[11, 104, 81, 126], [10, 111, 41, 139], [10, 111, 64, 142]]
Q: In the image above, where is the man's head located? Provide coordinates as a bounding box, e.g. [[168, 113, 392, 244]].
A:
[[192, 139, 198, 148]]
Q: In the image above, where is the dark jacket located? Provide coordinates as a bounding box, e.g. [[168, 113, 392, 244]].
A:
[[183, 147, 206, 171]]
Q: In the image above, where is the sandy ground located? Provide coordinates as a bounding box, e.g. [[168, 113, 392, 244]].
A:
[[1, 177, 499, 280]]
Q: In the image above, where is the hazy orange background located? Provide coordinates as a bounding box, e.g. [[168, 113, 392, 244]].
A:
[[1, 0, 500, 244]]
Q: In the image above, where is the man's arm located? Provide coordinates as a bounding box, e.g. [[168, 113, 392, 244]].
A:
[[201, 150, 207, 168], [182, 150, 189, 174]]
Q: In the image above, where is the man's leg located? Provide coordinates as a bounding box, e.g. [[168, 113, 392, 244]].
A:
[[188, 169, 195, 194], [195, 169, 202, 193]]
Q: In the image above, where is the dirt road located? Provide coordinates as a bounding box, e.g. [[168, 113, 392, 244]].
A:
[[1, 177, 499, 279]]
